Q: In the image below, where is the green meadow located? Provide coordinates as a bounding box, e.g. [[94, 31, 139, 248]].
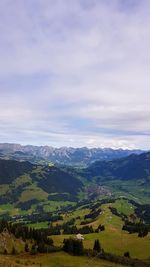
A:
[[0, 252, 129, 267], [51, 202, 150, 260]]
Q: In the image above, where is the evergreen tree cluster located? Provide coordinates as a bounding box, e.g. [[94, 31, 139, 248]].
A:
[[84, 208, 102, 220], [47, 221, 105, 235], [48, 223, 61, 235], [129, 200, 150, 224], [62, 224, 94, 234], [4, 211, 63, 224], [95, 224, 105, 232], [63, 238, 84, 255], [122, 221, 149, 237], [109, 207, 127, 220], [0, 219, 53, 249]]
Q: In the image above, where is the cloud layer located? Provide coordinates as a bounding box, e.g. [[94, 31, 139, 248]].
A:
[[0, 0, 150, 149]]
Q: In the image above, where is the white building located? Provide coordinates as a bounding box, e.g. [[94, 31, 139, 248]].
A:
[[76, 233, 84, 240]]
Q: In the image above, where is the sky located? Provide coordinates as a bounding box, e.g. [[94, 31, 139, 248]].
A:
[[0, 0, 150, 149]]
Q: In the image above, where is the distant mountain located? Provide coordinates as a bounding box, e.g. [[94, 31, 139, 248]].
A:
[[0, 143, 143, 166], [83, 151, 150, 182]]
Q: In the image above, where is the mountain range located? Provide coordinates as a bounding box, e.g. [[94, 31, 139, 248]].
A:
[[0, 143, 143, 166]]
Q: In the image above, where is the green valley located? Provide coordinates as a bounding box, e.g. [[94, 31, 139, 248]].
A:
[[0, 153, 150, 267]]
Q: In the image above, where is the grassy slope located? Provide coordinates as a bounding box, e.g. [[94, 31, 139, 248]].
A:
[[51, 202, 150, 259], [0, 252, 129, 267], [19, 183, 48, 202], [0, 233, 25, 254], [27, 221, 49, 229], [111, 199, 135, 216], [103, 180, 150, 204], [0, 199, 150, 266], [0, 204, 27, 216], [0, 170, 76, 216], [22, 199, 150, 259]]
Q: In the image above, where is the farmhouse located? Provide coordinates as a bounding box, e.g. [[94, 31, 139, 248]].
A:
[[76, 233, 84, 240]]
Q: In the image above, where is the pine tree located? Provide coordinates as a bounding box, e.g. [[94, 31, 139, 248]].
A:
[[25, 243, 29, 252], [73, 240, 84, 255], [124, 251, 130, 258], [30, 244, 37, 255], [11, 246, 17, 255], [93, 239, 101, 252], [3, 249, 8, 255]]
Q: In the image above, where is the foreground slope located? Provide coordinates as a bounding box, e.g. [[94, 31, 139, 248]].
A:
[[0, 252, 130, 267]]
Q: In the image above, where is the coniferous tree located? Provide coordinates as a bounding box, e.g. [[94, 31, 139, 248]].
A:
[[30, 244, 37, 255], [124, 251, 130, 258], [3, 249, 8, 255], [11, 246, 17, 255], [25, 243, 29, 252], [63, 238, 84, 255], [93, 239, 101, 253]]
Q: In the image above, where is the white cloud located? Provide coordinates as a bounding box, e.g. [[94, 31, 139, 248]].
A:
[[0, 0, 150, 149]]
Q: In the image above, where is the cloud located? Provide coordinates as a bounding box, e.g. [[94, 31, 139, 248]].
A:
[[0, 0, 150, 149]]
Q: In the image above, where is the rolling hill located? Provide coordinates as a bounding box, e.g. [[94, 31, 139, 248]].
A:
[[0, 159, 83, 209]]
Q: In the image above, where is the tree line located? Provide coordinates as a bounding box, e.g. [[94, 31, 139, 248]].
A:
[[48, 221, 105, 235], [0, 219, 54, 254], [122, 220, 149, 237]]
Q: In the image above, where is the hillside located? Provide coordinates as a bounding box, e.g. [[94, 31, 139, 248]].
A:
[[0, 159, 83, 210], [0, 159, 33, 184], [0, 143, 143, 166], [83, 152, 150, 181], [0, 152, 150, 217], [76, 152, 150, 203]]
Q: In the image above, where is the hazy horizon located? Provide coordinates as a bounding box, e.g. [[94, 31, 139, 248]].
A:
[[0, 0, 150, 149], [0, 142, 146, 151]]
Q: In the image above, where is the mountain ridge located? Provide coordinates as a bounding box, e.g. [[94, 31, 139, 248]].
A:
[[83, 151, 150, 181], [0, 143, 144, 166]]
